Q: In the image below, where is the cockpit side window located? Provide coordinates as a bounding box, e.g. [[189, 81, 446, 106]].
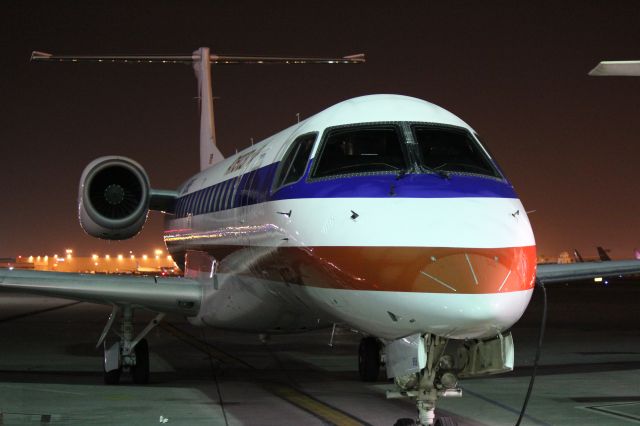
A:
[[412, 125, 501, 178], [312, 125, 407, 179], [272, 133, 316, 191]]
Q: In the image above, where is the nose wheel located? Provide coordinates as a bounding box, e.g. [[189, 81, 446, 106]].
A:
[[393, 417, 457, 426]]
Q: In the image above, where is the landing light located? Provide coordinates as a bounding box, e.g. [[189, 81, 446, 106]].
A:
[[594, 277, 603, 282]]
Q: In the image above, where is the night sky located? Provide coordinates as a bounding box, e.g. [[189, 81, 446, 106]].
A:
[[1, 1, 639, 259]]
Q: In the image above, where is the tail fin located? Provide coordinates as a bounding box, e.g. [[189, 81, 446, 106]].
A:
[[597, 246, 612, 261], [193, 47, 224, 171], [31, 48, 364, 172], [573, 249, 584, 263]]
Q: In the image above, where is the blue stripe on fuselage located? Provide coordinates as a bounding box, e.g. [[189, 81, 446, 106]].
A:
[[173, 161, 517, 218]]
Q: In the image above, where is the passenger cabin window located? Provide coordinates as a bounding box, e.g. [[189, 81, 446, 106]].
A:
[[313, 126, 406, 179], [273, 133, 316, 190], [412, 125, 500, 178]]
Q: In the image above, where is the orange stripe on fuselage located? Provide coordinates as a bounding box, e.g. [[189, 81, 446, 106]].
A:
[[171, 244, 537, 295]]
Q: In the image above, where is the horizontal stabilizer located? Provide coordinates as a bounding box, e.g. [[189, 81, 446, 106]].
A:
[[30, 51, 366, 65], [0, 269, 201, 315]]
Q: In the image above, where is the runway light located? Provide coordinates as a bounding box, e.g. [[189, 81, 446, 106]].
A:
[[594, 277, 603, 282]]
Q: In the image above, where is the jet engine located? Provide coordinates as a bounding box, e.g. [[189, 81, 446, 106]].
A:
[[78, 156, 151, 240]]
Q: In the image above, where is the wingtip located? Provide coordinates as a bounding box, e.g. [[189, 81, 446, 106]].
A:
[[30, 51, 52, 61]]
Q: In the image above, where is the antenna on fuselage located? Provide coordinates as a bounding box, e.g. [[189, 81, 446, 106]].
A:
[[31, 49, 365, 171]]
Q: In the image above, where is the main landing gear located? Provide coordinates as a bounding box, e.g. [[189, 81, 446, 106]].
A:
[[98, 305, 164, 385]]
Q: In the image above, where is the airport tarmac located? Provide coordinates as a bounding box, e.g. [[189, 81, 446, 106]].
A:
[[0, 281, 639, 425]]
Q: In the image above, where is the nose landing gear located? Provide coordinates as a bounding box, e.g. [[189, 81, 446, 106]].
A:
[[386, 332, 514, 425]]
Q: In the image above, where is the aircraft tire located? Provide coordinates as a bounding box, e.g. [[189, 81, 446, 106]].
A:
[[104, 367, 121, 385], [358, 337, 380, 381], [131, 338, 150, 384], [393, 418, 416, 426], [434, 417, 457, 426]]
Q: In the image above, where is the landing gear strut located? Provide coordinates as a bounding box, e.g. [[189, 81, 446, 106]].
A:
[[358, 336, 381, 381], [388, 332, 514, 425], [98, 305, 163, 385]]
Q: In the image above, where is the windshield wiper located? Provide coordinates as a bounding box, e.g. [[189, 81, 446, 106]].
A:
[[420, 164, 450, 179]]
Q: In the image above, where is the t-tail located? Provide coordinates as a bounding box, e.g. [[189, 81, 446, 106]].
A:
[[31, 48, 364, 172], [573, 249, 584, 263]]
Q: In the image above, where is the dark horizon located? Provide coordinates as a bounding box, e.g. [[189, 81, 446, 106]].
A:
[[2, 1, 640, 259]]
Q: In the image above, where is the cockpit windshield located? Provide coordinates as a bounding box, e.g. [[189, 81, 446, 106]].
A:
[[312, 125, 407, 179], [412, 125, 500, 178]]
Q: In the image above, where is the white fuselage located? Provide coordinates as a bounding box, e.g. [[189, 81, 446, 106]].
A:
[[164, 95, 537, 340]]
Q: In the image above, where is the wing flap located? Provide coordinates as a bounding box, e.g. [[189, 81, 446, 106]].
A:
[[536, 260, 640, 283], [0, 269, 201, 316]]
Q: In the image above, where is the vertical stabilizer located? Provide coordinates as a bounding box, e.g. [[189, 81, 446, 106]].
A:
[[193, 47, 225, 170], [597, 246, 612, 262]]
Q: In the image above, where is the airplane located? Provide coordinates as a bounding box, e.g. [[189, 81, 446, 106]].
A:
[[573, 247, 611, 263], [2, 48, 640, 426]]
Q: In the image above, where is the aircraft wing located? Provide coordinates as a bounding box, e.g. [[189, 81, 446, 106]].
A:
[[536, 260, 640, 283], [0, 269, 201, 316]]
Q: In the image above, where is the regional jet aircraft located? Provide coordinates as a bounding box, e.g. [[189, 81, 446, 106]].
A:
[[2, 48, 640, 426]]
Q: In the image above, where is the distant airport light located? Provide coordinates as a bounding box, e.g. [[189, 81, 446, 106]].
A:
[[130, 254, 135, 260], [594, 277, 603, 282], [117, 254, 123, 261], [94, 262, 98, 266], [92, 254, 98, 260], [65, 249, 73, 254], [167, 255, 172, 261], [57, 257, 65, 262], [28, 256, 33, 262], [37, 256, 41, 261], [105, 254, 110, 260], [66, 254, 72, 260], [154, 249, 163, 256], [142, 254, 148, 260], [44, 256, 48, 261], [155, 255, 160, 260]]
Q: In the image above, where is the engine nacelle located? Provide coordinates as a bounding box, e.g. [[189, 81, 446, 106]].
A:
[[78, 156, 151, 240]]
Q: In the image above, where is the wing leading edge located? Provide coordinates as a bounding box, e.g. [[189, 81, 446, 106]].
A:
[[0, 269, 201, 316], [536, 260, 640, 283]]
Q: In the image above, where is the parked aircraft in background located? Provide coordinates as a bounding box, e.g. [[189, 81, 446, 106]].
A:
[[2, 48, 640, 426]]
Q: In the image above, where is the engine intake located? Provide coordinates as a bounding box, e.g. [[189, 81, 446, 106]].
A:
[[79, 156, 151, 240]]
